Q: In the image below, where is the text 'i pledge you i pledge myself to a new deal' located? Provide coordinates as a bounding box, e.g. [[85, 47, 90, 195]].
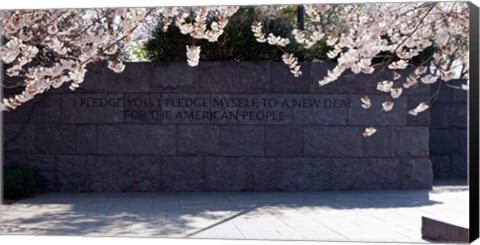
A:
[[72, 95, 353, 122]]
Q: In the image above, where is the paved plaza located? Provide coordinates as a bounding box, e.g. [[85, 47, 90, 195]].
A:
[[0, 180, 468, 243]]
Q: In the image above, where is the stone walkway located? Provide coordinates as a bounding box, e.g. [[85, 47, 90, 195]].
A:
[[0, 180, 469, 243]]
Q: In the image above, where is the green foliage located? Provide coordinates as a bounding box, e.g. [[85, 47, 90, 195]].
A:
[[144, 6, 332, 62], [3, 165, 44, 200]]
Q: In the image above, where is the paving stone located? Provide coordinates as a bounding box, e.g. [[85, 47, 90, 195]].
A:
[[134, 157, 162, 191], [293, 94, 349, 125], [57, 155, 87, 192], [62, 94, 124, 123], [391, 127, 429, 157], [97, 125, 176, 155], [331, 158, 403, 190], [348, 95, 407, 126], [76, 125, 97, 154], [221, 126, 264, 156], [87, 155, 134, 192], [35, 124, 76, 153], [161, 157, 203, 191], [271, 62, 310, 93], [3, 124, 35, 153], [304, 126, 363, 157], [402, 158, 433, 189], [107, 62, 151, 92], [278, 158, 331, 191], [204, 157, 248, 191], [429, 129, 459, 154], [199, 62, 270, 93], [265, 126, 303, 157], [177, 126, 220, 156], [151, 62, 199, 92]]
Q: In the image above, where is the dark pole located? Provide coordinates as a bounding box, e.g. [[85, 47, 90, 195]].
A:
[[297, 5, 305, 31]]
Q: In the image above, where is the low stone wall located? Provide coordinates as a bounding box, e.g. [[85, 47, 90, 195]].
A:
[[3, 62, 433, 192], [429, 80, 468, 178]]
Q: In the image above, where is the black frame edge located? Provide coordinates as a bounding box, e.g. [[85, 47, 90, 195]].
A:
[[469, 1, 480, 243]]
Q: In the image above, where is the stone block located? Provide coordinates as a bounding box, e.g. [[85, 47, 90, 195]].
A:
[[3, 124, 35, 153], [304, 126, 363, 157], [97, 125, 176, 155], [25, 154, 57, 191], [421, 216, 469, 243], [76, 125, 97, 154], [247, 158, 280, 191], [221, 126, 264, 156], [447, 79, 468, 103], [35, 124, 76, 153], [199, 62, 270, 93], [451, 154, 467, 177], [459, 129, 467, 154], [209, 94, 239, 125], [237, 94, 293, 125], [363, 127, 392, 157], [161, 157, 203, 191], [3, 94, 62, 123], [75, 62, 108, 93], [310, 63, 376, 94], [348, 95, 407, 126], [430, 155, 451, 178], [452, 89, 467, 103], [293, 95, 349, 125], [123, 94, 163, 123], [56, 155, 87, 192], [62, 94, 124, 123], [204, 157, 248, 191], [430, 85, 452, 103], [2, 153, 26, 167], [331, 158, 403, 190], [402, 158, 433, 189], [265, 126, 303, 157], [430, 104, 467, 128], [134, 156, 162, 191], [278, 158, 331, 191], [429, 129, 459, 154], [177, 126, 220, 156], [310, 63, 424, 95], [407, 95, 430, 126], [107, 62, 151, 92], [391, 127, 429, 157], [151, 62, 199, 92], [87, 155, 134, 192], [161, 94, 210, 124], [271, 62, 310, 93]]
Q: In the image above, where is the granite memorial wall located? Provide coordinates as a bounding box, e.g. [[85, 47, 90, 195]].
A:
[[3, 62, 436, 192]]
